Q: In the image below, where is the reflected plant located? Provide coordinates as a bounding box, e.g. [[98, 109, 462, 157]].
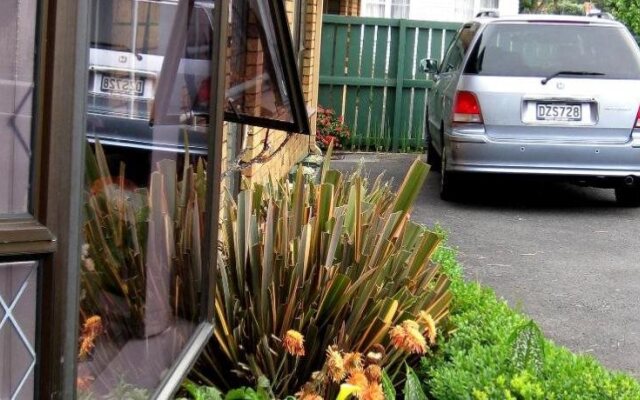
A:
[[194, 145, 452, 396], [80, 139, 205, 345]]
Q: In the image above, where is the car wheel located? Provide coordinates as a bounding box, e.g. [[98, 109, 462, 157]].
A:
[[440, 145, 460, 201], [615, 185, 640, 207], [425, 116, 440, 172]]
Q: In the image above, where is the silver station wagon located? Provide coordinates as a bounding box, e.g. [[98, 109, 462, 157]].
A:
[[422, 13, 640, 205]]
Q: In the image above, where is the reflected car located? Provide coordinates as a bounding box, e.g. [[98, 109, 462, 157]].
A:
[[422, 14, 640, 205], [87, 0, 214, 156]]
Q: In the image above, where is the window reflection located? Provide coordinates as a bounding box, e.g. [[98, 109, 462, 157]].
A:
[[225, 0, 295, 123], [79, 0, 212, 396], [87, 0, 214, 154], [0, 0, 37, 215]]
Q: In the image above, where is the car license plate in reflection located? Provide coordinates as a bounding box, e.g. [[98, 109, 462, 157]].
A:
[[536, 103, 582, 121], [100, 75, 145, 96]]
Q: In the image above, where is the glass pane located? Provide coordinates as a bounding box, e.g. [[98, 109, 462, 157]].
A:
[[465, 24, 640, 79], [0, 0, 38, 215], [79, 0, 212, 396], [225, 0, 295, 123], [0, 261, 37, 399], [87, 0, 214, 154]]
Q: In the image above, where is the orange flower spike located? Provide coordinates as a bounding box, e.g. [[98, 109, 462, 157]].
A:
[[326, 346, 346, 383], [346, 371, 369, 394], [295, 383, 323, 400], [389, 324, 406, 350], [360, 383, 385, 400], [299, 395, 323, 400], [418, 311, 437, 345], [84, 315, 103, 336], [343, 352, 363, 373], [364, 364, 383, 384], [78, 315, 103, 359], [389, 319, 428, 354], [283, 330, 306, 357]]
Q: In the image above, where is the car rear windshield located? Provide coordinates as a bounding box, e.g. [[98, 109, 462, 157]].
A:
[[464, 23, 640, 79]]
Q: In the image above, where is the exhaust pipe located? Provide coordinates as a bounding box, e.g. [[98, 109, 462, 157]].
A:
[[624, 176, 635, 186]]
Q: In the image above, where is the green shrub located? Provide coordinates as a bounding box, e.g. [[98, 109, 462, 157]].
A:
[[422, 245, 640, 400]]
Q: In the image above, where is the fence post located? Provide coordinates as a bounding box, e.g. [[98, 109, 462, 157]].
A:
[[391, 19, 407, 152]]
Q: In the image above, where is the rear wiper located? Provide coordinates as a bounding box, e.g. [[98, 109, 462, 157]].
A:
[[541, 71, 605, 85]]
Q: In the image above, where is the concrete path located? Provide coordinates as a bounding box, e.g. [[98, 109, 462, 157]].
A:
[[332, 152, 640, 377]]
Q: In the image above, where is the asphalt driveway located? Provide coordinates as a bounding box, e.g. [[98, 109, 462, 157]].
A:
[[332, 152, 640, 377]]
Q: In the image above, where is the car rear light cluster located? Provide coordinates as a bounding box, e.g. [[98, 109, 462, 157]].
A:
[[197, 78, 211, 107], [453, 91, 483, 124], [635, 106, 640, 129]]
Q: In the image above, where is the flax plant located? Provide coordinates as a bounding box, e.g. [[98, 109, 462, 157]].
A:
[[196, 146, 452, 396]]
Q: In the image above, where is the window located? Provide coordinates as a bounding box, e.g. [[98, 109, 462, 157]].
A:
[[441, 24, 478, 73], [0, 262, 37, 399], [224, 0, 310, 133], [0, 0, 38, 215], [362, 0, 410, 19], [481, 0, 499, 9], [80, 1, 215, 396], [77, 0, 311, 397], [464, 24, 640, 79]]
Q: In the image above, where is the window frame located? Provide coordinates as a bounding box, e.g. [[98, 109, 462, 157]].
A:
[[440, 23, 478, 73], [222, 0, 311, 134], [26, 0, 227, 398], [10, 0, 308, 395]]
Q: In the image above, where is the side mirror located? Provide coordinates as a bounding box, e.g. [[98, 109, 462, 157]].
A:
[[419, 58, 439, 74]]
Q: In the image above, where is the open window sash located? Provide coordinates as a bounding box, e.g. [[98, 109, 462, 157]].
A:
[[152, 0, 310, 135]]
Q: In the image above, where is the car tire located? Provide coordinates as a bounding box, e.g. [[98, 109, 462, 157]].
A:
[[615, 185, 640, 207], [425, 116, 440, 172], [440, 145, 460, 201]]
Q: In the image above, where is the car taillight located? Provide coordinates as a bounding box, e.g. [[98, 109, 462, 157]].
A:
[[453, 91, 483, 124], [197, 78, 211, 106], [635, 106, 640, 129]]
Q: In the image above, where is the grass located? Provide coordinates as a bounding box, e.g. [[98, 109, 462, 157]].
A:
[[421, 238, 640, 399]]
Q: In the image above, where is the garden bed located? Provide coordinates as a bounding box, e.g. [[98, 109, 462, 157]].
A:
[[179, 151, 640, 399]]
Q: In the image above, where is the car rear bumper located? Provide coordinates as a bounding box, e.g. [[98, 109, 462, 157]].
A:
[[445, 126, 640, 177], [86, 111, 209, 155]]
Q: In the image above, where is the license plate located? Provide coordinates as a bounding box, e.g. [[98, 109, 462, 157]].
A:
[[100, 74, 145, 96], [536, 103, 582, 122]]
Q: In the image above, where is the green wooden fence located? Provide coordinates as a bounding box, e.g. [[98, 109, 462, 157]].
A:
[[319, 15, 461, 151]]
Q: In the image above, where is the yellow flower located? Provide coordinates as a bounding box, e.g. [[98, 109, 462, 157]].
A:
[[364, 364, 383, 383], [326, 346, 346, 383], [418, 311, 437, 345], [346, 371, 369, 393], [343, 352, 363, 373], [283, 330, 306, 357], [389, 319, 427, 354], [360, 383, 385, 400]]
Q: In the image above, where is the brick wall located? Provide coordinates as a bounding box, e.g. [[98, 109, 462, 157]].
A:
[[339, 0, 360, 16]]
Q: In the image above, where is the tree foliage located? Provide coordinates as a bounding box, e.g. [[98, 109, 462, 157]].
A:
[[520, 0, 584, 15], [607, 0, 640, 35]]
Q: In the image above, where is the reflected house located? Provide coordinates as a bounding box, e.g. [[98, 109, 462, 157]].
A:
[[0, 0, 327, 399], [354, 0, 519, 21]]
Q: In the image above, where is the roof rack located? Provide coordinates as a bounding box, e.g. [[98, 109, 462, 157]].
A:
[[587, 11, 615, 20], [476, 10, 500, 18]]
